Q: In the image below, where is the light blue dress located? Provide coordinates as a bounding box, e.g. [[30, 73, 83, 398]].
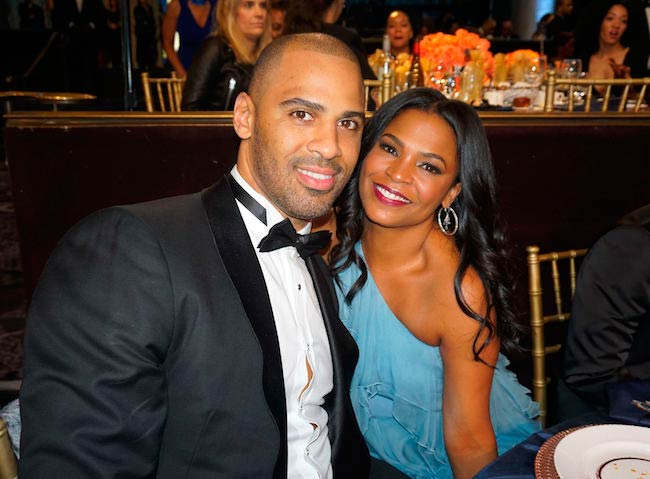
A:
[[336, 244, 540, 479]]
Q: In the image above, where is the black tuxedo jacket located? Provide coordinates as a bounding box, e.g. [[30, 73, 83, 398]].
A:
[[20, 177, 369, 478], [52, 0, 104, 32]]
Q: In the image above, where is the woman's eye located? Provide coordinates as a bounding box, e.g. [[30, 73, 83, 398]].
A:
[[380, 142, 398, 156], [291, 110, 313, 121], [339, 119, 359, 131], [420, 162, 440, 174]]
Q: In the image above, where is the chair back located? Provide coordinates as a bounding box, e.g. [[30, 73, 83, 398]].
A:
[[526, 245, 588, 427], [0, 418, 16, 479], [363, 79, 381, 111], [543, 70, 650, 113], [141, 72, 185, 112]]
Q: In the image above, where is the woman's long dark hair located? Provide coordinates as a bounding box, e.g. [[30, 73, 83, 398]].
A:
[[330, 88, 522, 359]]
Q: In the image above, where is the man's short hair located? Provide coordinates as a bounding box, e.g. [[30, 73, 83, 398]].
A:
[[249, 33, 361, 101]]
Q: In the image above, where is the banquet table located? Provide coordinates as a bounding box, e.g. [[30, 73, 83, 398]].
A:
[[473, 411, 648, 479]]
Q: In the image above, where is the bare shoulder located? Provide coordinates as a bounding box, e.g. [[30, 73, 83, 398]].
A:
[[436, 258, 496, 360], [164, 0, 180, 17]]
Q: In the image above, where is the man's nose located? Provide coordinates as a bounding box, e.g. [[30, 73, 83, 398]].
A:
[[306, 124, 342, 160]]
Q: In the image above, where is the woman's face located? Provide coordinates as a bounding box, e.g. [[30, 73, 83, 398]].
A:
[[599, 4, 628, 46], [236, 0, 268, 42], [386, 11, 413, 51], [360, 109, 461, 229]]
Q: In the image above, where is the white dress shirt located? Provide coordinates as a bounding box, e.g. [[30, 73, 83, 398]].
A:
[[230, 166, 334, 479]]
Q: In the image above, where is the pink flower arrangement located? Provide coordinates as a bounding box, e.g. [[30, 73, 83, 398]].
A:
[[419, 29, 494, 80]]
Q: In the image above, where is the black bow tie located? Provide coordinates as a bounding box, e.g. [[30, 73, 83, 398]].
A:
[[258, 219, 331, 260]]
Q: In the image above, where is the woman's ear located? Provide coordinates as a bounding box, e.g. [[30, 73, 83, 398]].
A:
[[233, 92, 254, 140], [443, 182, 462, 208]]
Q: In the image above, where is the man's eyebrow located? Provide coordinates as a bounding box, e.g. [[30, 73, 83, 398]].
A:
[[279, 97, 324, 112], [279, 98, 364, 121], [342, 110, 365, 121]]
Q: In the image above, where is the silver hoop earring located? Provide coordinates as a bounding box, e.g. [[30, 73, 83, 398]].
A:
[[437, 206, 458, 236]]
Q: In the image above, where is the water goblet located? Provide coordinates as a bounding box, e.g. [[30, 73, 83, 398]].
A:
[[560, 58, 582, 79]]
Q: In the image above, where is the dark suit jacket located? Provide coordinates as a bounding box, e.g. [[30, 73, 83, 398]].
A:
[[20, 177, 369, 478], [559, 223, 650, 420], [52, 0, 104, 32]]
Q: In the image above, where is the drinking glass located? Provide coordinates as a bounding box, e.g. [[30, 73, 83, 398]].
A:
[[524, 56, 547, 87], [560, 58, 582, 79]]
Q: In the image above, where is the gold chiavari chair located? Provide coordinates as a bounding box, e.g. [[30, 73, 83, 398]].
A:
[[544, 70, 650, 113], [363, 77, 398, 111], [526, 245, 588, 427], [363, 79, 381, 111], [141, 72, 185, 112]]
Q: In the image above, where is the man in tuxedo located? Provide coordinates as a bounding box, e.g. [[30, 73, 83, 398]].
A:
[[20, 33, 370, 478], [50, 0, 105, 92]]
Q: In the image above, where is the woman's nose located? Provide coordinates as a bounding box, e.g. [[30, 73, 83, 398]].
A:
[[386, 159, 411, 183]]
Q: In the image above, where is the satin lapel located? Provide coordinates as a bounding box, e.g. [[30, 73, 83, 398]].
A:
[[201, 178, 287, 479], [306, 255, 359, 455]]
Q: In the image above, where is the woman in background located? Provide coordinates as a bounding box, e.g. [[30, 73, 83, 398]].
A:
[[331, 88, 539, 479], [182, 0, 271, 111], [162, 0, 215, 78], [576, 0, 648, 79], [386, 10, 413, 57]]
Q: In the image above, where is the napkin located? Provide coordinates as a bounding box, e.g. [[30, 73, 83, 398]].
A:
[[607, 378, 650, 426]]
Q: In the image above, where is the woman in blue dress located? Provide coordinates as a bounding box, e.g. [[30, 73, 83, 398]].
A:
[[330, 88, 540, 479]]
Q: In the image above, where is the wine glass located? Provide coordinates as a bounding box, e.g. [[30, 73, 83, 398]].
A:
[[524, 56, 547, 87], [560, 58, 582, 79]]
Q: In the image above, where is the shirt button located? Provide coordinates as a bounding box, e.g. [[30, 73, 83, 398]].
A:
[[298, 283, 301, 291]]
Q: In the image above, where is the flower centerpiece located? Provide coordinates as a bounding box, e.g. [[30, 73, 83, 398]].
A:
[[419, 29, 494, 85], [494, 49, 541, 84]]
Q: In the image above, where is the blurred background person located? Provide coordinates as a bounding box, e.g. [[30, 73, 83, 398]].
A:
[[576, 0, 649, 79], [270, 0, 286, 39], [558, 204, 650, 421], [497, 19, 518, 39], [182, 0, 271, 110], [546, 0, 576, 40], [532, 12, 555, 40], [478, 16, 496, 38], [103, 0, 121, 68], [385, 9, 413, 56], [162, 0, 215, 78], [18, 0, 44, 29], [550, 31, 577, 68], [284, 0, 375, 80], [50, 0, 105, 92], [134, 0, 158, 70]]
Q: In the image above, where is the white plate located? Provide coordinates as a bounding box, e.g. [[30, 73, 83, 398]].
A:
[[554, 424, 650, 478]]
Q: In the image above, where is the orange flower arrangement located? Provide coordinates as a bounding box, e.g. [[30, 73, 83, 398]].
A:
[[504, 49, 540, 67], [419, 29, 494, 80], [498, 49, 541, 83]]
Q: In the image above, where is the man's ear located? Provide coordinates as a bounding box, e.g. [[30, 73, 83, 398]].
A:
[[443, 182, 462, 208], [233, 92, 254, 140]]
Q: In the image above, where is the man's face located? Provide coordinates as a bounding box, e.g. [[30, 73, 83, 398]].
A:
[[559, 0, 573, 16], [239, 49, 364, 226], [270, 8, 285, 39]]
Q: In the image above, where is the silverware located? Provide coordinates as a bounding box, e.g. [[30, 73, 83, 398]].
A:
[[631, 399, 650, 413]]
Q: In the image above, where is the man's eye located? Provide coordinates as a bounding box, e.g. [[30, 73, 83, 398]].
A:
[[339, 119, 359, 131], [291, 111, 313, 121]]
